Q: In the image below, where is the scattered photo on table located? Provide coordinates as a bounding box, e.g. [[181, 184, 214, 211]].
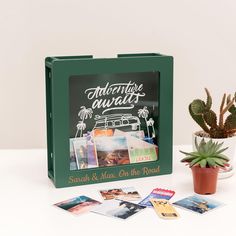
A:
[[94, 136, 130, 167], [139, 188, 175, 207], [151, 188, 175, 198], [173, 195, 224, 214], [150, 199, 179, 219], [54, 195, 101, 215], [91, 200, 146, 220], [99, 187, 141, 201]]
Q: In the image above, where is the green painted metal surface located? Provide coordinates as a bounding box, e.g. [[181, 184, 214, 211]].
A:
[[45, 53, 173, 188]]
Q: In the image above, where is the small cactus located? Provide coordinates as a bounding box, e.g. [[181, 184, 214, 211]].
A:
[[180, 138, 229, 168], [189, 89, 236, 138]]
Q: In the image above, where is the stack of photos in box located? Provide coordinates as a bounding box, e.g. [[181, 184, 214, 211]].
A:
[[54, 196, 101, 215], [91, 199, 146, 220], [70, 128, 158, 170]]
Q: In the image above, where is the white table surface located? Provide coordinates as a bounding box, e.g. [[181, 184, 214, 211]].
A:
[[0, 146, 235, 236]]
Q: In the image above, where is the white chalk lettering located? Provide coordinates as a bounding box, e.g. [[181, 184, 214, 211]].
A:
[[84, 81, 145, 113]]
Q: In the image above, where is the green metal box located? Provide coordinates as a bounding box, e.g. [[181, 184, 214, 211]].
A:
[[45, 53, 173, 188]]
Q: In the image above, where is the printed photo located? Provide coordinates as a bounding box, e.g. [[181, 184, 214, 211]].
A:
[[127, 136, 158, 163], [54, 195, 101, 215], [99, 187, 141, 201], [173, 195, 224, 214], [93, 128, 114, 137], [150, 199, 179, 219], [91, 200, 146, 220], [94, 136, 130, 166], [69, 138, 78, 170], [139, 188, 175, 207], [86, 134, 98, 168], [73, 138, 88, 169], [114, 129, 145, 140]]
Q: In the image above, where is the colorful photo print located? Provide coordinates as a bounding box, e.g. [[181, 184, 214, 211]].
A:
[[86, 134, 98, 168], [91, 200, 146, 220], [139, 188, 175, 207], [54, 195, 101, 215], [93, 129, 114, 137], [94, 136, 130, 166], [99, 187, 141, 201], [150, 199, 179, 219], [173, 195, 224, 214], [127, 136, 158, 163], [73, 138, 88, 169], [69, 138, 78, 170], [114, 129, 145, 140]]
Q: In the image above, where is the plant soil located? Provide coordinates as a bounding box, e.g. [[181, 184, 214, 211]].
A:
[[195, 130, 236, 138]]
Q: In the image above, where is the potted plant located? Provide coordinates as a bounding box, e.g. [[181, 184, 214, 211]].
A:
[[189, 88, 236, 178], [180, 138, 229, 194]]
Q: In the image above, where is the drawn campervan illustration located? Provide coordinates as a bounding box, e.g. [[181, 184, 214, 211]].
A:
[[93, 113, 141, 130], [74, 106, 156, 138]]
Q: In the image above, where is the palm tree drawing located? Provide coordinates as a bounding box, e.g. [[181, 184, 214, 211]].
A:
[[75, 106, 93, 137], [147, 118, 155, 137], [138, 106, 150, 138], [75, 121, 86, 138]]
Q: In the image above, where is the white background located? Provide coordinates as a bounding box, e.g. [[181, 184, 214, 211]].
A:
[[1, 0, 236, 148]]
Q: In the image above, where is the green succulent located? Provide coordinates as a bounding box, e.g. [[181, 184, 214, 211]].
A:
[[189, 88, 236, 138], [180, 138, 229, 168]]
